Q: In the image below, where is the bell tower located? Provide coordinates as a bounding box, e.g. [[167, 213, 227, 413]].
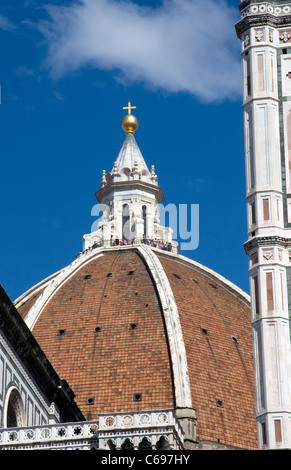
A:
[[83, 103, 177, 252], [236, 0, 291, 450]]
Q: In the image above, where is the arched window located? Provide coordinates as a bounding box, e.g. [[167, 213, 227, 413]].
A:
[[121, 438, 134, 450], [122, 204, 130, 241], [139, 436, 152, 449], [287, 110, 291, 191], [5, 387, 25, 428], [156, 435, 170, 450], [142, 205, 147, 236], [121, 167, 131, 180], [107, 439, 117, 450]]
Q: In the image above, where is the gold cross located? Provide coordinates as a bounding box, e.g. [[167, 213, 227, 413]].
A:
[[123, 101, 136, 115]]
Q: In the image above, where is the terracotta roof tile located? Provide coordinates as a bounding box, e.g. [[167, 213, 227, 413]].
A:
[[157, 253, 257, 449], [19, 248, 257, 449], [30, 250, 175, 420]]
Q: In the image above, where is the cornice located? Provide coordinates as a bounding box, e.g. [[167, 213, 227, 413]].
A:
[[236, 2, 291, 37], [244, 235, 291, 252], [95, 180, 165, 204], [236, 13, 291, 38]]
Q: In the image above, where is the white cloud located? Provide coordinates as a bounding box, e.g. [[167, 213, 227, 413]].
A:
[[16, 65, 35, 77], [0, 14, 15, 30], [38, 0, 242, 103]]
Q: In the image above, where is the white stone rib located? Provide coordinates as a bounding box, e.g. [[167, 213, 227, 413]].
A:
[[136, 245, 193, 410]]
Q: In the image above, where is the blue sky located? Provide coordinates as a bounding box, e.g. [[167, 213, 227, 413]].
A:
[[0, 0, 249, 301]]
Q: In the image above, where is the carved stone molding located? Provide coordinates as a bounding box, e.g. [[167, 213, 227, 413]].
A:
[[236, 14, 291, 38], [244, 235, 291, 253]]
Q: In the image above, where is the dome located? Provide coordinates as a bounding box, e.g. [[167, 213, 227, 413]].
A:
[[15, 244, 257, 450], [13, 103, 258, 449]]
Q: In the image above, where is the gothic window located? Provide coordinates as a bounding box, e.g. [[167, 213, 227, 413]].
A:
[[121, 438, 134, 450], [261, 422, 267, 446], [139, 437, 152, 449], [5, 387, 25, 428], [276, 198, 280, 222], [266, 272, 274, 311], [257, 54, 265, 92], [142, 205, 147, 236], [280, 271, 285, 311], [156, 436, 170, 449], [275, 420, 282, 443], [263, 198, 270, 221], [270, 55, 275, 93], [250, 202, 256, 226], [287, 111, 291, 191], [122, 204, 130, 240], [244, 54, 251, 97], [253, 275, 260, 315], [245, 110, 254, 189], [107, 439, 116, 450]]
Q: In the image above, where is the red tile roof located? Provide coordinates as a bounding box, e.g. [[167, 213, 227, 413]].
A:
[[17, 248, 257, 449]]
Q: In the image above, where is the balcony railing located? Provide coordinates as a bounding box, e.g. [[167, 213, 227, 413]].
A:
[[77, 238, 178, 260], [0, 409, 183, 450], [0, 421, 99, 450]]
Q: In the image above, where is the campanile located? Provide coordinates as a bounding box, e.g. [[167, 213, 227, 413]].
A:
[[236, 0, 291, 449]]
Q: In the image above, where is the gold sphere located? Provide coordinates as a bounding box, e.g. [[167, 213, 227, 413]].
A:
[[121, 114, 138, 134]]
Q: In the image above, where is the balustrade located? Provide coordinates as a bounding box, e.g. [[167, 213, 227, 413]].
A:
[[0, 409, 183, 450]]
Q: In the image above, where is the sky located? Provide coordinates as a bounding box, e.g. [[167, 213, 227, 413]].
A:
[[0, 0, 249, 302]]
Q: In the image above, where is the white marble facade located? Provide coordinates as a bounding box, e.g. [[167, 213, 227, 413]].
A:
[[0, 331, 60, 429], [237, 0, 291, 450]]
